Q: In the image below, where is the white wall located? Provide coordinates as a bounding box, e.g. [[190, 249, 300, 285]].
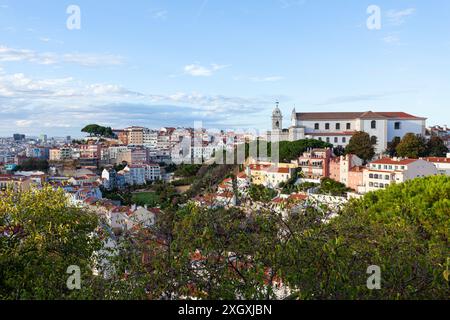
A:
[[387, 119, 425, 141]]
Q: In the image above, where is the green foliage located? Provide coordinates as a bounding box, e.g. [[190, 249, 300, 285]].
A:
[[426, 136, 448, 157], [81, 124, 115, 138], [16, 158, 49, 171], [174, 164, 202, 178], [386, 137, 401, 157], [345, 131, 375, 163], [131, 192, 159, 207], [248, 184, 277, 203], [2, 177, 448, 300], [240, 139, 332, 163], [0, 187, 102, 300], [171, 177, 195, 187], [318, 177, 352, 196], [396, 133, 427, 158], [185, 164, 236, 199]]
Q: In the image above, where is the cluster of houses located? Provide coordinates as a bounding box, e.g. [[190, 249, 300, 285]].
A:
[[194, 148, 450, 214]]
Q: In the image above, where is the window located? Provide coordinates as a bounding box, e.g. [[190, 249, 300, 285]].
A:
[[369, 174, 374, 179], [342, 137, 346, 143], [385, 175, 390, 180], [371, 120, 377, 129], [346, 123, 351, 130], [318, 137, 322, 141], [371, 136, 378, 145], [374, 174, 378, 179], [369, 182, 374, 187], [314, 123, 319, 130], [394, 122, 401, 130], [325, 123, 330, 130], [326, 137, 330, 143], [336, 123, 341, 130], [334, 137, 338, 143]]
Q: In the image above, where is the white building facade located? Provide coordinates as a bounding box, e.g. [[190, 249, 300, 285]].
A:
[[270, 105, 427, 154]]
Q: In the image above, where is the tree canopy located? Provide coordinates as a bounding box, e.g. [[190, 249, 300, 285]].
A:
[[345, 132, 375, 163], [81, 124, 115, 138], [0, 187, 102, 299], [396, 133, 427, 158], [2, 176, 448, 300]]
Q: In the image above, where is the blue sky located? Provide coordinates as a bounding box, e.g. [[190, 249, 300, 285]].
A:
[[0, 0, 449, 137]]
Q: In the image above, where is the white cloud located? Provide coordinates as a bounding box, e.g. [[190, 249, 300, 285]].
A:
[[151, 9, 168, 20], [15, 120, 34, 127], [250, 76, 284, 82], [0, 69, 274, 135], [183, 63, 230, 77], [0, 45, 124, 67], [386, 8, 416, 26], [383, 34, 400, 44], [278, 0, 306, 9]]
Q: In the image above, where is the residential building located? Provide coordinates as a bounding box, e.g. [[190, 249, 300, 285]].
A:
[[362, 158, 438, 193], [145, 164, 161, 182], [125, 126, 145, 146], [0, 175, 31, 192], [247, 163, 295, 188], [127, 165, 146, 185], [329, 154, 364, 191], [293, 148, 332, 181], [424, 155, 450, 175]]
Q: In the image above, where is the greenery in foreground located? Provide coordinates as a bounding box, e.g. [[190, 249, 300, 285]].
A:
[[1, 175, 449, 300]]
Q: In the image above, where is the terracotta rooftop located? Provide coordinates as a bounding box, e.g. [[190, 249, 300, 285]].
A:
[[296, 111, 425, 121], [424, 157, 450, 163], [370, 158, 418, 165]]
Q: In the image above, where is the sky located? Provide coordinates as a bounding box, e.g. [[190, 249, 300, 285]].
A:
[[0, 0, 449, 137]]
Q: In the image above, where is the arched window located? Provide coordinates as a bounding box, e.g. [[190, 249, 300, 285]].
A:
[[371, 136, 378, 145], [371, 120, 377, 129]]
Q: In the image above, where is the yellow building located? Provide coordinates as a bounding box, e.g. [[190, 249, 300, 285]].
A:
[[0, 175, 32, 192]]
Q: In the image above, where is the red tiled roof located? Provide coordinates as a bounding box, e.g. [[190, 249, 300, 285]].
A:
[[296, 111, 425, 121], [425, 157, 450, 164], [237, 172, 248, 179], [371, 158, 418, 165]]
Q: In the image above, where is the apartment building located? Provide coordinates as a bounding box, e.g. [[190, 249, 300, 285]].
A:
[[0, 175, 31, 192], [424, 155, 450, 175], [362, 158, 437, 193], [293, 148, 332, 181], [247, 163, 295, 188], [329, 154, 364, 191]]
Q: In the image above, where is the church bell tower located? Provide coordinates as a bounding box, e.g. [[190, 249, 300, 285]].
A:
[[272, 101, 283, 131]]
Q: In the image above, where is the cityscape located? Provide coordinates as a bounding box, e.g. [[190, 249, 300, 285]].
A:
[[0, 0, 449, 308]]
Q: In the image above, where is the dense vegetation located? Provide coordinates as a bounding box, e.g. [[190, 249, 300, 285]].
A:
[[1, 176, 448, 299], [81, 124, 115, 138], [230, 139, 332, 164], [317, 177, 352, 196], [248, 184, 278, 203], [0, 187, 101, 299], [16, 158, 49, 172], [345, 132, 376, 163]]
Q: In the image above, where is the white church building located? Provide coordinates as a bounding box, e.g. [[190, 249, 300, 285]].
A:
[[268, 103, 427, 154]]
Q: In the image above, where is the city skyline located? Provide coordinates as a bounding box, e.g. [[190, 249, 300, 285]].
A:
[[1, 0, 449, 137]]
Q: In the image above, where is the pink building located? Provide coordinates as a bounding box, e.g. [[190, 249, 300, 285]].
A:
[[80, 143, 101, 159], [329, 154, 364, 191], [295, 148, 333, 180]]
